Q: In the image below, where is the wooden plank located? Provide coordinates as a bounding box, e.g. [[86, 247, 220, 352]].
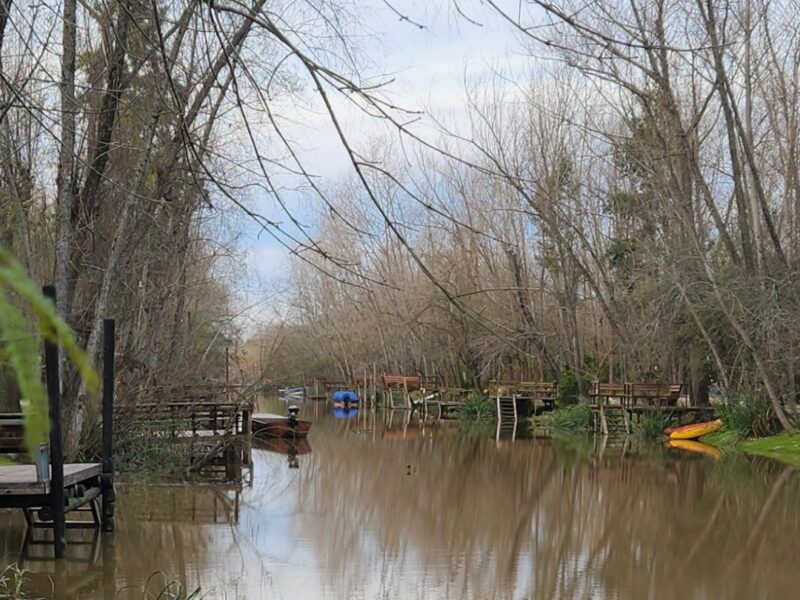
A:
[[0, 463, 100, 495]]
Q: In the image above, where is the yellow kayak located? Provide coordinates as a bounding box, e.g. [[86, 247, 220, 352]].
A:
[[666, 418, 722, 440], [666, 439, 723, 460]]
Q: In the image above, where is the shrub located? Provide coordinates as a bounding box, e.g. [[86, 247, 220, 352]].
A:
[[714, 393, 778, 438], [556, 367, 591, 406], [635, 411, 674, 441], [456, 393, 494, 421], [549, 401, 592, 431]]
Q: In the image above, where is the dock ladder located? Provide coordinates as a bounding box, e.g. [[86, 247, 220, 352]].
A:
[[495, 395, 517, 424]]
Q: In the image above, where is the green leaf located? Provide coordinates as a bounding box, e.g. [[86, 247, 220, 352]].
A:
[[0, 247, 98, 457]]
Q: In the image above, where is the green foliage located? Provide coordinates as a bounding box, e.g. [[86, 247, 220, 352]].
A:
[[114, 421, 196, 476], [0, 564, 33, 600], [606, 237, 635, 272], [714, 393, 778, 438], [549, 400, 592, 431], [456, 393, 494, 421], [701, 429, 743, 448], [0, 248, 98, 457], [138, 572, 201, 600], [556, 367, 590, 406], [634, 411, 674, 441]]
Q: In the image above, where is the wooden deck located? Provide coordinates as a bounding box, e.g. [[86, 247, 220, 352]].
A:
[[0, 464, 101, 496]]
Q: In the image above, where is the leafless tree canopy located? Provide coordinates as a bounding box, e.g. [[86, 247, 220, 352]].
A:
[[3, 0, 800, 451]]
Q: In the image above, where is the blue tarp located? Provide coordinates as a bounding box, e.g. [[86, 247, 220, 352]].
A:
[[332, 390, 359, 403]]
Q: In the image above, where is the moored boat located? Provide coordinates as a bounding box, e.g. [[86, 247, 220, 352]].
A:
[[665, 418, 722, 440], [255, 437, 312, 455], [252, 406, 312, 438], [332, 389, 359, 408]]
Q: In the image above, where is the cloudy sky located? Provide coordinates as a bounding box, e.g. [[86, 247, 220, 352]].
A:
[[234, 1, 533, 326]]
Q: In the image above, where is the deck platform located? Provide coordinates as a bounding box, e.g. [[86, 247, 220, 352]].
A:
[[0, 464, 101, 496]]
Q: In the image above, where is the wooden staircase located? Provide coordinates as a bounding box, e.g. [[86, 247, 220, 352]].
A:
[[495, 396, 518, 441], [601, 407, 629, 437], [495, 396, 517, 424], [387, 389, 410, 410]]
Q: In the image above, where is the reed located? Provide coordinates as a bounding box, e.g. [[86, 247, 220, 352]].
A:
[[0, 564, 34, 600], [634, 411, 674, 441], [547, 401, 592, 431], [455, 393, 494, 421]]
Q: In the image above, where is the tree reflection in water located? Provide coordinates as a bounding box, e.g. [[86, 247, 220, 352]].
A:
[[0, 412, 799, 599]]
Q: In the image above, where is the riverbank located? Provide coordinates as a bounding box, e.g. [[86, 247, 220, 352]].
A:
[[739, 434, 800, 468], [701, 430, 800, 469]]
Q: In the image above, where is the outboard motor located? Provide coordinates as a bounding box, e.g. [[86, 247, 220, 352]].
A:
[[287, 405, 300, 427]]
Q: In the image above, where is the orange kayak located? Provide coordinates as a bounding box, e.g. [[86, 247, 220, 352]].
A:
[[665, 419, 722, 440], [666, 439, 723, 459]]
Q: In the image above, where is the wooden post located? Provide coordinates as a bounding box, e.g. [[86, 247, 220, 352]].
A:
[[43, 286, 65, 559], [101, 319, 115, 533], [225, 346, 230, 403]]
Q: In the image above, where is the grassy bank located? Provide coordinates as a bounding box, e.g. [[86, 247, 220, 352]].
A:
[[739, 434, 800, 468], [700, 430, 800, 469]]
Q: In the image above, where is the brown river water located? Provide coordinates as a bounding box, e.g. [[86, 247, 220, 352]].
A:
[[1, 398, 800, 599]]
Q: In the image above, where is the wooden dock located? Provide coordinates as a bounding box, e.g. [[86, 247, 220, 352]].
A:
[[0, 292, 116, 559], [589, 381, 715, 435], [0, 464, 101, 497]]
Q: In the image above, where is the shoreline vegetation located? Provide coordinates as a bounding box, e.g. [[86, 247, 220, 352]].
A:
[[530, 387, 800, 469]]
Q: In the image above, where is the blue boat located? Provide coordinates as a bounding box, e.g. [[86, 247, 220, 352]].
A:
[[332, 390, 359, 408]]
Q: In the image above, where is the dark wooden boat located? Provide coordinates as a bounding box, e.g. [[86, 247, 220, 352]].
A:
[[252, 411, 312, 438], [256, 437, 312, 455]]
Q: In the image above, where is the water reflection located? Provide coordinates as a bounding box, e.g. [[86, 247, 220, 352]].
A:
[[1, 405, 799, 599]]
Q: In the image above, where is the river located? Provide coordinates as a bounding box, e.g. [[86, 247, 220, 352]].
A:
[[1, 398, 799, 599]]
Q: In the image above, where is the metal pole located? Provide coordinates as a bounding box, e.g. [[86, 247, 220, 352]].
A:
[[43, 285, 65, 559], [101, 319, 115, 532]]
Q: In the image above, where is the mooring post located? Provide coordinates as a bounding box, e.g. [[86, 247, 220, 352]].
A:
[[43, 285, 66, 559], [101, 319, 116, 533], [225, 346, 230, 403]]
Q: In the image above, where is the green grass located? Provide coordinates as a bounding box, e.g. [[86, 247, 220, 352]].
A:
[[455, 394, 494, 421], [544, 401, 592, 432], [740, 433, 800, 469], [0, 564, 32, 600], [699, 429, 743, 448], [633, 411, 674, 441]]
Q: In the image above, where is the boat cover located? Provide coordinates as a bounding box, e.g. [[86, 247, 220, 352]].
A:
[[332, 390, 359, 403]]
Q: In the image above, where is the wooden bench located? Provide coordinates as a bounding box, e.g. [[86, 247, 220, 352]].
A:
[[518, 381, 558, 408], [381, 375, 421, 391], [589, 383, 627, 406], [625, 383, 682, 408]]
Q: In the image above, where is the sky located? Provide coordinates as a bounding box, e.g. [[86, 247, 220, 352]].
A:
[[233, 1, 531, 329]]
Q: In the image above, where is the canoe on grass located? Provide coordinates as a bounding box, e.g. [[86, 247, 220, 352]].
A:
[[666, 439, 723, 460], [665, 419, 723, 440]]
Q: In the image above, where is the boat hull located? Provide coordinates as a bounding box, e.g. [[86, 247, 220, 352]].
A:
[[256, 437, 312, 455], [666, 419, 722, 440], [253, 418, 312, 438]]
